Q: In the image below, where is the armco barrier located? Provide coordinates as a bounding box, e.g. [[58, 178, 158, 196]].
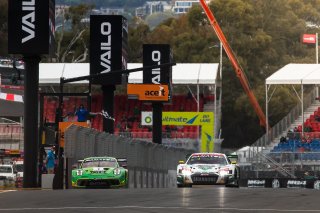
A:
[[64, 125, 194, 188]]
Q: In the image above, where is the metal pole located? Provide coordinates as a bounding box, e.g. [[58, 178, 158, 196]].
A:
[[23, 55, 41, 188], [316, 33, 318, 64], [302, 84, 304, 137], [214, 84, 217, 138], [219, 42, 223, 139], [197, 84, 200, 147], [266, 84, 269, 143]]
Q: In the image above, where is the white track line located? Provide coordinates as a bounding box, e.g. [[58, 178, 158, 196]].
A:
[[0, 206, 319, 212], [0, 190, 16, 194]]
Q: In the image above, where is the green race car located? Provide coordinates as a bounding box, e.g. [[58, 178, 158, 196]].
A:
[[72, 157, 128, 188]]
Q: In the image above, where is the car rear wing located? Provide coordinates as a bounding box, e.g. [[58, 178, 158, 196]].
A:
[[117, 158, 127, 168]]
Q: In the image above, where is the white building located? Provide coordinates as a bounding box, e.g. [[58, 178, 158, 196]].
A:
[[172, 0, 211, 14]]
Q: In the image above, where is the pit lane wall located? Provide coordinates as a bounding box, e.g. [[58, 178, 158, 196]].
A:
[[64, 125, 194, 188]]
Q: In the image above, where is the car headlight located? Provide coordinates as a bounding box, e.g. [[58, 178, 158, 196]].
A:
[[181, 168, 192, 176], [219, 168, 230, 176], [114, 168, 121, 175], [76, 170, 83, 176]]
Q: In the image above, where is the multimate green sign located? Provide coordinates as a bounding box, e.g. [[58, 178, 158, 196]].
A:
[[142, 112, 214, 152]]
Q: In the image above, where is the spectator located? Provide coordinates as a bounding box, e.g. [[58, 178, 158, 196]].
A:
[[121, 114, 127, 122], [11, 73, 17, 85], [46, 146, 56, 174], [187, 91, 192, 100], [304, 125, 312, 132], [165, 125, 171, 138], [280, 136, 286, 143], [75, 104, 89, 122], [133, 106, 140, 118], [298, 145, 305, 153], [316, 114, 320, 122], [128, 115, 135, 122], [62, 109, 71, 122], [116, 121, 121, 129]]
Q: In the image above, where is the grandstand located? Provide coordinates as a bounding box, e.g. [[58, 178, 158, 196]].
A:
[[1, 62, 221, 152], [40, 63, 219, 150], [237, 64, 320, 179]]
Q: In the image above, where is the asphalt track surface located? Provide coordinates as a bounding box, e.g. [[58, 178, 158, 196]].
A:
[[0, 186, 320, 213]]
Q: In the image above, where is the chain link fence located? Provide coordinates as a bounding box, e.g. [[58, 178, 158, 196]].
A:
[[64, 125, 194, 188]]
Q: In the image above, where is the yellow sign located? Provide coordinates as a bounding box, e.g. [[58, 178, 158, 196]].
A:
[[58, 122, 89, 147], [141, 111, 214, 152], [162, 112, 214, 152], [162, 112, 213, 126], [127, 84, 169, 101]]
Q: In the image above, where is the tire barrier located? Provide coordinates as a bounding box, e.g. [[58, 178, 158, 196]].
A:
[[245, 178, 320, 189]]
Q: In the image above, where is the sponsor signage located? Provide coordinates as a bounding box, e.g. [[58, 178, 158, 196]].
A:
[[127, 84, 169, 101], [142, 111, 153, 125], [302, 34, 317, 44], [287, 180, 306, 188], [8, 0, 55, 55], [90, 15, 128, 85], [141, 111, 214, 152], [247, 179, 265, 188], [141, 111, 214, 126], [143, 44, 172, 100]]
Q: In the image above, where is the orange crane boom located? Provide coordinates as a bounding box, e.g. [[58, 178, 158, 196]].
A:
[[199, 0, 267, 128]]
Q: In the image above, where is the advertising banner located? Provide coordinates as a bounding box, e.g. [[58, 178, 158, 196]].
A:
[[8, 0, 55, 55], [143, 44, 172, 85], [127, 84, 169, 101], [141, 111, 214, 152], [302, 34, 316, 44], [90, 15, 128, 85]]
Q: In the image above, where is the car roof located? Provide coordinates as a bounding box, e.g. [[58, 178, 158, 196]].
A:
[[191, 153, 226, 156], [83, 157, 116, 160]]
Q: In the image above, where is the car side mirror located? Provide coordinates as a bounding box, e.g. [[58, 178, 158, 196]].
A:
[[179, 160, 185, 164]]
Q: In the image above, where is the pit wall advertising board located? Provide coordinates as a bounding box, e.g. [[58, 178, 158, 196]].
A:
[[142, 111, 214, 152]]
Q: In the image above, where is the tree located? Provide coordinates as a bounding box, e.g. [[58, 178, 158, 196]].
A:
[[53, 4, 93, 63]]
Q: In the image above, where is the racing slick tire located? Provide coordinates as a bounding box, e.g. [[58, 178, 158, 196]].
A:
[[225, 168, 240, 188]]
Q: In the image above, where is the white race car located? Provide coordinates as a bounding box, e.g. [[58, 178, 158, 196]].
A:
[[177, 153, 240, 187]]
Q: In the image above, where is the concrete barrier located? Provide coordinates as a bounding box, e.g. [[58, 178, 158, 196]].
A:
[[41, 174, 55, 189]]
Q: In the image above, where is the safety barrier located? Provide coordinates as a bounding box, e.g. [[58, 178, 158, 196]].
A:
[[64, 125, 193, 188], [245, 178, 320, 190]]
